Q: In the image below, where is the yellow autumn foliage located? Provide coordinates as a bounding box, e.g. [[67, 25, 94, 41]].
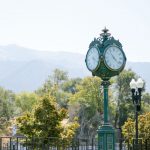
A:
[[122, 112, 150, 143]]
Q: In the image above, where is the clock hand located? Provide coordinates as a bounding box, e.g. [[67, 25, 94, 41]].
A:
[[110, 51, 117, 61], [110, 51, 120, 64]]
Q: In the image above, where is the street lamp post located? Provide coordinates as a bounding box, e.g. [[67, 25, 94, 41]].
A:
[[130, 78, 144, 148]]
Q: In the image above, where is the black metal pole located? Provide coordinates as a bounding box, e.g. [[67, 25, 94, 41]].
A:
[[135, 106, 138, 145], [119, 127, 122, 150], [132, 90, 140, 150], [135, 90, 140, 150]]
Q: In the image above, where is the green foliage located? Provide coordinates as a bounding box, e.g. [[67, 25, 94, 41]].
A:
[[15, 92, 39, 113], [52, 69, 68, 85], [16, 112, 35, 137], [17, 95, 79, 141], [36, 69, 81, 109], [114, 69, 137, 127], [117, 69, 137, 99], [61, 78, 81, 94], [69, 76, 103, 139], [35, 68, 68, 96], [142, 92, 150, 105], [17, 95, 65, 138], [115, 69, 150, 142], [0, 87, 16, 133], [35, 77, 53, 96], [1, 67, 150, 142], [0, 87, 16, 119]]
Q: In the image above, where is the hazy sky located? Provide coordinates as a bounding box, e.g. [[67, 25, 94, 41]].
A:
[[0, 0, 150, 62]]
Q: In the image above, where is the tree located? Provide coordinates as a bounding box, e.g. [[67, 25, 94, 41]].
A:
[[122, 118, 134, 143], [55, 78, 82, 108], [35, 76, 53, 96], [61, 78, 81, 94], [35, 69, 69, 105], [35, 69, 81, 109], [142, 92, 150, 105], [17, 95, 79, 141], [15, 92, 39, 114], [51, 69, 68, 85], [35, 69, 68, 95], [0, 87, 16, 133], [122, 112, 150, 143], [17, 95, 66, 138], [114, 69, 138, 128], [141, 95, 150, 118], [69, 76, 103, 139]]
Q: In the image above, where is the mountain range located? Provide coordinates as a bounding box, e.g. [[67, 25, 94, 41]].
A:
[[0, 44, 149, 93]]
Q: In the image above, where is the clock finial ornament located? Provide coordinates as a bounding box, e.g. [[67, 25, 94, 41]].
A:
[[100, 27, 111, 42]]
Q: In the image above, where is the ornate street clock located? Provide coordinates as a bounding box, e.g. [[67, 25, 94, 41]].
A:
[[85, 28, 126, 80], [85, 28, 127, 150]]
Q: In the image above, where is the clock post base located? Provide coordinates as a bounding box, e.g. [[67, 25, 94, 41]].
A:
[[97, 124, 115, 150]]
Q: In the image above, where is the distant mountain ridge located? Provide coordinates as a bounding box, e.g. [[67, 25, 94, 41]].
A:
[[0, 45, 149, 93]]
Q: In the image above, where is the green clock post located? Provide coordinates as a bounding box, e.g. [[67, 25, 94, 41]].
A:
[[85, 28, 126, 150]]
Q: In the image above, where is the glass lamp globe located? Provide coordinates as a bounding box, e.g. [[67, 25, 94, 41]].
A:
[[130, 79, 137, 89], [137, 78, 144, 89]]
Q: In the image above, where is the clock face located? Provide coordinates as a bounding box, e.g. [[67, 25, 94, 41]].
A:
[[104, 46, 125, 70], [86, 47, 100, 71]]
